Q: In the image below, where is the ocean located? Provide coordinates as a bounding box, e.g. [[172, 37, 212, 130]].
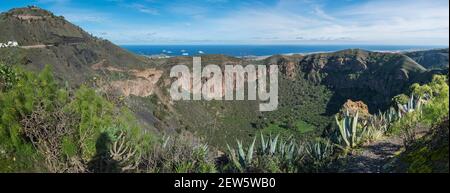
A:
[[120, 45, 446, 57]]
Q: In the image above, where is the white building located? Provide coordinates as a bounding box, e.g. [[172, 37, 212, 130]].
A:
[[0, 41, 19, 48], [7, 41, 19, 47]]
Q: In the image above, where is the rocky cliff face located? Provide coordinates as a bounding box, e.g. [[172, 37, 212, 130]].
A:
[[265, 49, 433, 113]]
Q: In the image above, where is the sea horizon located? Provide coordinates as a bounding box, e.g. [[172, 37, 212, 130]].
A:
[[121, 44, 448, 57]]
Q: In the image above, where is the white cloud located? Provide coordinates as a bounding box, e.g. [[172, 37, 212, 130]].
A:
[[53, 8, 110, 23], [85, 0, 449, 45], [331, 0, 449, 44], [128, 3, 159, 15]]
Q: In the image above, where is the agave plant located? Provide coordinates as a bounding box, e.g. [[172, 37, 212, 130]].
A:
[[305, 139, 334, 165], [335, 110, 366, 148], [370, 111, 390, 133], [364, 124, 385, 142], [278, 137, 297, 161], [226, 137, 256, 172], [260, 133, 280, 155], [368, 107, 401, 134], [227, 134, 303, 172], [259, 133, 298, 161], [387, 107, 400, 124], [398, 95, 423, 116]]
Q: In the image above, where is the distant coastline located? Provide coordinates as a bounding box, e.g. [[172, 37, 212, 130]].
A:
[[121, 45, 448, 59]]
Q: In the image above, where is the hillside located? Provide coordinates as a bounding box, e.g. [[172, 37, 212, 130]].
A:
[[0, 6, 149, 84], [394, 116, 449, 173], [149, 49, 441, 145], [405, 48, 449, 69], [266, 49, 430, 113]]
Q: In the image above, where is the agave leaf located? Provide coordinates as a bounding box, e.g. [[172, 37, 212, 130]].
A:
[[260, 133, 266, 151], [409, 95, 414, 110], [162, 136, 170, 149], [351, 111, 359, 147], [247, 137, 256, 164], [270, 134, 279, 154], [336, 115, 350, 147], [227, 144, 241, 170], [236, 140, 246, 166]]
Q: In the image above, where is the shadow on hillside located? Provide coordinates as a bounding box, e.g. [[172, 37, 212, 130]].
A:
[[323, 88, 391, 116], [88, 133, 120, 173], [369, 142, 402, 157]]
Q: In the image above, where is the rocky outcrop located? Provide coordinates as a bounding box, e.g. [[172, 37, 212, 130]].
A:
[[341, 100, 370, 118], [92, 62, 163, 97], [265, 55, 299, 79]]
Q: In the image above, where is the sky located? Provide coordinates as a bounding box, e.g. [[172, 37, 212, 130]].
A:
[[0, 0, 449, 45]]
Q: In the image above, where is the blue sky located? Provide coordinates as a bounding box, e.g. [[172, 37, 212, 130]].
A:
[[1, 0, 449, 45]]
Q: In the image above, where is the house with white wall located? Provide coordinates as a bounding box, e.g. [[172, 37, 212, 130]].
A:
[[0, 41, 19, 48]]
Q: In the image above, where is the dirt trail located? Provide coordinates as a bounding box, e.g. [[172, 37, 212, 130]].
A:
[[338, 127, 429, 173], [20, 44, 53, 49], [339, 137, 403, 173]]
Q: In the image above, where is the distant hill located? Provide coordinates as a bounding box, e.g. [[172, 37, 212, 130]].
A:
[[405, 48, 449, 69], [0, 6, 149, 84]]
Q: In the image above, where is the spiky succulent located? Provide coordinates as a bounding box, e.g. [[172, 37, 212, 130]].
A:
[[305, 139, 334, 164], [398, 95, 423, 116], [226, 137, 256, 172], [335, 110, 366, 148]]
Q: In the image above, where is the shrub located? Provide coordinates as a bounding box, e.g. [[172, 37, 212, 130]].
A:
[[0, 63, 19, 92], [0, 65, 152, 172], [0, 65, 61, 171]]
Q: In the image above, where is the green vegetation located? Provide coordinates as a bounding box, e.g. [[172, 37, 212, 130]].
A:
[[260, 120, 315, 139], [0, 64, 151, 172], [1, 64, 447, 173], [399, 117, 448, 173], [0, 63, 220, 173]]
